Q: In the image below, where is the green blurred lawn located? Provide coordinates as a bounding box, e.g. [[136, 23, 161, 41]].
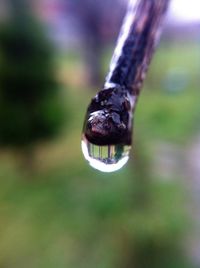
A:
[[0, 41, 199, 268]]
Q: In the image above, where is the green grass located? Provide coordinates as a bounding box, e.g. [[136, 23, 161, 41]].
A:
[[0, 160, 188, 268]]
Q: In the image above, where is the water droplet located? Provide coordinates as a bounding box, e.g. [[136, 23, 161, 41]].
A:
[[81, 135, 131, 172]]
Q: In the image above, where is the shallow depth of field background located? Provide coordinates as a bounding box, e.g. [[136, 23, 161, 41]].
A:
[[0, 0, 199, 267]]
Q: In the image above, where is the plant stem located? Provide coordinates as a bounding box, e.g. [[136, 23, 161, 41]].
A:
[[105, 0, 170, 102]]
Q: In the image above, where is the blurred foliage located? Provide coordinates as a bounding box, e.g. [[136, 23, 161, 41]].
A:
[[0, 152, 192, 268], [133, 41, 200, 145], [0, 0, 65, 147]]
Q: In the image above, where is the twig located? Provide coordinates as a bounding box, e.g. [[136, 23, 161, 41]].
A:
[[82, 0, 170, 172]]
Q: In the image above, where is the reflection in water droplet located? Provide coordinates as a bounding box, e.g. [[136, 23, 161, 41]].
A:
[[81, 136, 131, 172]]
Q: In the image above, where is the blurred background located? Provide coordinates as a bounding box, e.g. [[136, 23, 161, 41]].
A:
[[0, 0, 199, 267]]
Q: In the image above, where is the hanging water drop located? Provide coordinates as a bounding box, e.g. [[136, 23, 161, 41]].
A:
[[82, 135, 131, 172]]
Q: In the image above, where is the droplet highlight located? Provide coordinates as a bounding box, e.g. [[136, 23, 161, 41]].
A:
[[82, 135, 131, 172]]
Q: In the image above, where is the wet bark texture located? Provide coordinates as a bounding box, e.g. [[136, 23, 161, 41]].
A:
[[106, 0, 170, 97]]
